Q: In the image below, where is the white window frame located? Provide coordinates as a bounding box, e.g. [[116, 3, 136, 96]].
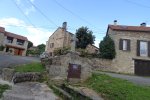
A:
[[140, 41, 148, 57], [123, 40, 127, 50]]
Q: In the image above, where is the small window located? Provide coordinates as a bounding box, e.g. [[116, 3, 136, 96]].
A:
[[50, 43, 54, 48], [140, 41, 148, 57], [119, 39, 130, 51], [123, 40, 127, 50]]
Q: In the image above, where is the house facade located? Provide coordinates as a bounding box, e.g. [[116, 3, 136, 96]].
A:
[[86, 44, 99, 54], [0, 27, 28, 56], [107, 21, 150, 76], [45, 22, 74, 56]]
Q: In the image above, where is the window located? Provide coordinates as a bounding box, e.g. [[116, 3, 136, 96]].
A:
[[50, 43, 54, 48], [137, 41, 148, 57], [119, 39, 130, 51], [16, 39, 24, 45], [7, 37, 13, 43]]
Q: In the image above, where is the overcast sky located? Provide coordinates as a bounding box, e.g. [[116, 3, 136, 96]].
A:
[[0, 0, 150, 46]]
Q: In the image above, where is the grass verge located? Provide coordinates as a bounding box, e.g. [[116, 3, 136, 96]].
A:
[[81, 73, 150, 100], [14, 62, 45, 73], [0, 84, 10, 98]]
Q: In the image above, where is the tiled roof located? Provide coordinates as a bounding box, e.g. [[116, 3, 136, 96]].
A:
[[5, 32, 28, 41], [108, 25, 150, 32]]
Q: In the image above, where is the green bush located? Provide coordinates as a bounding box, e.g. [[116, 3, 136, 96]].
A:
[[0, 45, 5, 51], [99, 35, 116, 59], [54, 46, 70, 56]]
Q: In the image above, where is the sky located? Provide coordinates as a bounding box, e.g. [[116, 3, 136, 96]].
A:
[[0, 0, 150, 47]]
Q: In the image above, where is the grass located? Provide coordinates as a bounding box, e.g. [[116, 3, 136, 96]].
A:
[[14, 62, 45, 73], [80, 73, 150, 100], [0, 84, 10, 98]]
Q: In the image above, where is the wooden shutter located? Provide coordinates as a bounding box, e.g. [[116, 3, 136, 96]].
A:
[[148, 41, 150, 57], [119, 39, 123, 50], [137, 40, 140, 56], [127, 39, 130, 51]]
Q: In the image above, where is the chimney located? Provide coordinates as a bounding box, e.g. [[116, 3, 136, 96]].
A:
[[140, 22, 146, 27], [114, 20, 117, 25], [62, 22, 67, 30]]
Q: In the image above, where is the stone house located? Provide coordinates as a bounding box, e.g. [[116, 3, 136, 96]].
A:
[[0, 26, 28, 56], [86, 44, 99, 54], [107, 21, 150, 76], [45, 22, 74, 56]]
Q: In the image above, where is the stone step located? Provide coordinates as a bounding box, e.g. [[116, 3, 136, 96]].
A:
[[2, 82, 59, 100]]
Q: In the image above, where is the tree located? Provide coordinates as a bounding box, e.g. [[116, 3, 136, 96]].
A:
[[27, 41, 33, 48], [37, 44, 46, 54], [99, 35, 116, 59], [76, 26, 95, 49]]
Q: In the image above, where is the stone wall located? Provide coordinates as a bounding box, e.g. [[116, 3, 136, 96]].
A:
[[0, 32, 5, 46], [1, 68, 42, 84], [45, 28, 73, 56], [88, 58, 113, 71], [42, 52, 92, 83], [13, 72, 41, 83]]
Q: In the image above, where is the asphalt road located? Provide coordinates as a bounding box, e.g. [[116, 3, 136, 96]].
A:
[[0, 54, 40, 68], [94, 71, 150, 86]]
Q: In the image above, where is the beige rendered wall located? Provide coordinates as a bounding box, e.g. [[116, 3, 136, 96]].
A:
[[4, 37, 28, 56], [108, 29, 150, 74]]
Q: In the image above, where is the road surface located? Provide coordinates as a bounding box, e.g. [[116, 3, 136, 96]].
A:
[[94, 71, 150, 86], [0, 54, 40, 68]]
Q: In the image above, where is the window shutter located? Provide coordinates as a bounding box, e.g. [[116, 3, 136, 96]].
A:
[[119, 39, 123, 50], [137, 40, 140, 56], [127, 39, 130, 51], [148, 41, 150, 57]]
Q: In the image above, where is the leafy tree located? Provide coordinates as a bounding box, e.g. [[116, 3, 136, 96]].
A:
[[27, 41, 33, 48], [99, 35, 116, 59], [37, 44, 46, 54], [76, 26, 95, 49]]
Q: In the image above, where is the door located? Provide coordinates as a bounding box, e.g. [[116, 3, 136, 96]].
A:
[[14, 49, 19, 55], [67, 63, 81, 79], [14, 49, 23, 56], [135, 59, 150, 76]]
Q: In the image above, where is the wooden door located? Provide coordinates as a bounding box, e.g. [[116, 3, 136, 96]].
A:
[[135, 59, 150, 76], [14, 49, 19, 55]]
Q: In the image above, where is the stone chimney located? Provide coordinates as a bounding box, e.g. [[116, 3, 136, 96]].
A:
[[140, 22, 146, 27], [114, 20, 117, 25], [62, 22, 67, 30]]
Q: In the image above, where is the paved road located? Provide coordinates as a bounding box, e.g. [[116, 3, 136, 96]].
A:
[[0, 54, 40, 68], [94, 71, 150, 86]]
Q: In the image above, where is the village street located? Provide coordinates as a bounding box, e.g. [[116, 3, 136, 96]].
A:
[[0, 54, 40, 68]]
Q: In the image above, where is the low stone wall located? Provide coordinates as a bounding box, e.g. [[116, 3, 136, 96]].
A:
[[2, 68, 15, 82], [13, 72, 41, 83], [1, 68, 42, 84], [88, 58, 114, 72]]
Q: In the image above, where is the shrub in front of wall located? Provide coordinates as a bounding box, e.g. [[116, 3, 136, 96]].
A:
[[0, 45, 5, 51]]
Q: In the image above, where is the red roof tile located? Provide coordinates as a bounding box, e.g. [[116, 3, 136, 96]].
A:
[[5, 32, 28, 41], [108, 25, 150, 32]]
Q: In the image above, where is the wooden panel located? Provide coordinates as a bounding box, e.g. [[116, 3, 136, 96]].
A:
[[135, 60, 150, 76], [67, 63, 81, 78]]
